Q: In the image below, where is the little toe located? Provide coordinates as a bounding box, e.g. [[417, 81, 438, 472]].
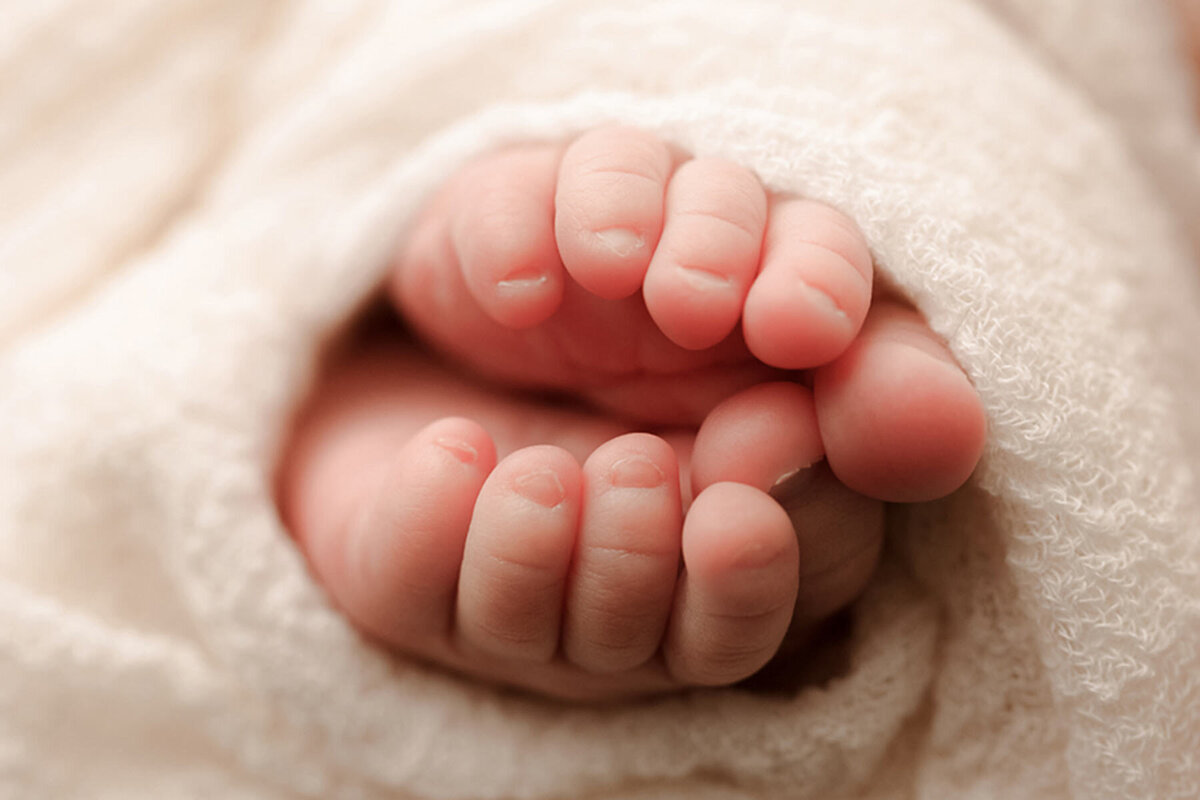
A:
[[555, 127, 674, 299], [455, 445, 582, 662], [813, 297, 987, 503], [451, 146, 566, 328], [663, 482, 798, 686], [743, 198, 873, 369], [392, 200, 499, 354], [563, 433, 683, 673], [643, 158, 768, 349], [331, 417, 496, 648]]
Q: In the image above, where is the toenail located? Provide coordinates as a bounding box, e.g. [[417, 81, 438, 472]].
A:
[[496, 272, 549, 290], [434, 437, 478, 464], [768, 464, 819, 509], [802, 282, 848, 320], [593, 228, 645, 257], [514, 469, 567, 507], [609, 455, 665, 489], [770, 467, 803, 490], [677, 265, 734, 291]]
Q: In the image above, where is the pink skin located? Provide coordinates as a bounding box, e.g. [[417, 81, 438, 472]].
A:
[[281, 341, 820, 699], [279, 127, 986, 701]]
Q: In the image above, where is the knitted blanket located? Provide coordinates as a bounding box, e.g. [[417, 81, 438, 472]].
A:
[[2, 1, 1199, 798]]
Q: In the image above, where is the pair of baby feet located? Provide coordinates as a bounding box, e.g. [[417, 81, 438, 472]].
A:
[[278, 127, 986, 702]]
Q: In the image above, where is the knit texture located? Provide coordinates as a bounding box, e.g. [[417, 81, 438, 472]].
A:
[[1, 1, 1198, 798]]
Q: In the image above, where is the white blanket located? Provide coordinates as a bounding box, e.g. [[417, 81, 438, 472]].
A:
[[2, 1, 1200, 798]]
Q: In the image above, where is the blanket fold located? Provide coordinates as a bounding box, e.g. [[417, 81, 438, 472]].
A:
[[2, 1, 1199, 798]]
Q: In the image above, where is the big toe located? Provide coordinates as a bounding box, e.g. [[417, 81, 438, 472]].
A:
[[813, 298, 987, 503], [691, 382, 884, 625], [663, 481, 799, 686]]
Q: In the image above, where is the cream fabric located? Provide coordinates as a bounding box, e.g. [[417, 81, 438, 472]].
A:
[[2, 1, 1199, 798]]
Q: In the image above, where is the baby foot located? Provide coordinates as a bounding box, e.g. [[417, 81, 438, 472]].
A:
[[393, 127, 873, 428], [279, 338, 881, 700], [393, 127, 985, 502]]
